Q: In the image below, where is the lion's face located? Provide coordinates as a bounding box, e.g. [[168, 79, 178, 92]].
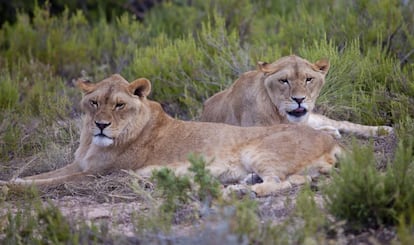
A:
[[77, 75, 151, 147], [259, 55, 329, 123]]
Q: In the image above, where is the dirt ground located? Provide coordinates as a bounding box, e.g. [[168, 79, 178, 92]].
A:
[[1, 132, 398, 244]]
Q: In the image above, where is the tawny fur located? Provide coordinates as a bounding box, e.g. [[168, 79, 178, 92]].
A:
[[2, 74, 343, 196], [201, 55, 393, 138]]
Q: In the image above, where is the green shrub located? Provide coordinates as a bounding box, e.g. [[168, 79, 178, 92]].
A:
[[144, 2, 201, 39], [0, 73, 18, 110], [150, 154, 221, 212], [0, 5, 150, 80], [151, 167, 192, 214], [231, 197, 259, 241], [1, 7, 90, 77], [324, 139, 414, 230], [250, 0, 413, 62], [386, 138, 414, 216], [396, 208, 414, 245], [324, 143, 393, 229], [127, 15, 250, 118], [187, 154, 221, 203], [299, 40, 404, 125], [126, 33, 204, 118], [0, 64, 76, 165], [295, 185, 327, 241], [134, 155, 221, 235]]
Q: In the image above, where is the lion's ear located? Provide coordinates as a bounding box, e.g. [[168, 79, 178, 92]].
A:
[[257, 61, 281, 74], [314, 59, 330, 74], [76, 79, 96, 93], [257, 61, 271, 73], [129, 78, 151, 97]]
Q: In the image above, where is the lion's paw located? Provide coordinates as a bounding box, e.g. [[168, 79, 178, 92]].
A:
[[251, 181, 292, 197], [223, 184, 256, 199], [287, 175, 311, 186], [315, 126, 341, 139]]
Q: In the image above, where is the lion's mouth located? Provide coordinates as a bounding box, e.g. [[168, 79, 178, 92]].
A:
[[287, 107, 307, 117], [92, 133, 114, 147], [94, 133, 113, 139], [94, 133, 112, 139]]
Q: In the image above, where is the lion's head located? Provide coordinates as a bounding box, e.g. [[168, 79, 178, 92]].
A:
[[77, 74, 152, 147], [258, 55, 329, 123]]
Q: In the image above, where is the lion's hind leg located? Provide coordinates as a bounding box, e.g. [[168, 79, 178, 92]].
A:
[[240, 146, 340, 197]]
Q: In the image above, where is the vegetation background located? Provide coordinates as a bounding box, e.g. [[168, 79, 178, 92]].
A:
[[0, 0, 413, 244]]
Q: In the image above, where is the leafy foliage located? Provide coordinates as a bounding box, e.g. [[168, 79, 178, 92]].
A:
[[324, 139, 414, 230], [151, 167, 192, 214], [187, 154, 221, 202], [230, 197, 259, 240], [150, 154, 221, 213]]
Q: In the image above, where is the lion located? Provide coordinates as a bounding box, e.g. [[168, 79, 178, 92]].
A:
[[1, 74, 343, 197], [200, 55, 393, 138]]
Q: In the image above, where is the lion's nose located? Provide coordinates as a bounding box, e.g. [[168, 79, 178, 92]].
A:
[[95, 121, 111, 130], [292, 96, 305, 104]]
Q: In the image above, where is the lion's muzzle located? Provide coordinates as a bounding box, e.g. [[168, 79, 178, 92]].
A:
[[92, 121, 114, 147]]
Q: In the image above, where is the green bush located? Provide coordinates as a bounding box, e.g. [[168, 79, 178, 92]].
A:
[[187, 154, 221, 203], [231, 197, 259, 241], [0, 64, 75, 163], [150, 154, 221, 213], [396, 208, 414, 245], [299, 40, 411, 125], [324, 143, 391, 229], [151, 167, 192, 214], [0, 73, 18, 110], [134, 155, 221, 235], [324, 139, 414, 230], [144, 2, 201, 39], [126, 14, 250, 118]]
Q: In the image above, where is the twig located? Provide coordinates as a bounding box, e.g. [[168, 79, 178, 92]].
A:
[[12, 156, 39, 180], [400, 48, 414, 67], [106, 194, 137, 200], [384, 24, 401, 55]]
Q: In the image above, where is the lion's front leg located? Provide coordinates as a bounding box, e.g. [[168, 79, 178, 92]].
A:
[[7, 162, 87, 186], [307, 113, 393, 137]]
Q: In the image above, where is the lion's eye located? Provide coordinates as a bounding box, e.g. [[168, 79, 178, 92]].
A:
[[306, 77, 314, 83], [90, 100, 98, 108], [279, 79, 289, 84], [115, 103, 125, 110]]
